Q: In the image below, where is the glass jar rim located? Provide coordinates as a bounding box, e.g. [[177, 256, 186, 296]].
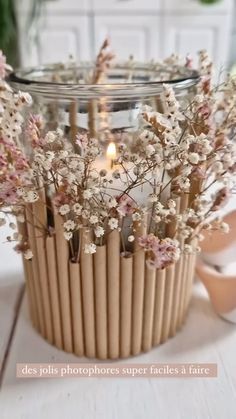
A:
[[8, 62, 200, 100]]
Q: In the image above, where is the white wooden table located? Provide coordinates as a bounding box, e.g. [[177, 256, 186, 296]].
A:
[[0, 232, 236, 419]]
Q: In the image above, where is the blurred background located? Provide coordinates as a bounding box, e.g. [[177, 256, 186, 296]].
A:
[[0, 0, 235, 73]]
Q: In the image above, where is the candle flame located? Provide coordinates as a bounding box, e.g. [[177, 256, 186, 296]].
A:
[[106, 142, 116, 161]]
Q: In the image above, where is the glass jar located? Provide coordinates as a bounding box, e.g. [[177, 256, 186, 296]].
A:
[[9, 62, 199, 151], [7, 62, 200, 359]]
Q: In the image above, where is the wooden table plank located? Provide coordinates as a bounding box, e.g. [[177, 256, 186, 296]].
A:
[[0, 225, 24, 385], [1, 282, 236, 419], [0, 283, 24, 387]]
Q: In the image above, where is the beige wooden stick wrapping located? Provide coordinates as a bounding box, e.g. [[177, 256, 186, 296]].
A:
[[69, 261, 84, 357], [94, 245, 107, 359], [54, 212, 73, 352], [142, 265, 156, 352], [80, 228, 96, 358], [120, 254, 133, 358], [107, 230, 120, 359], [17, 218, 38, 328], [177, 253, 189, 328], [35, 234, 54, 344], [24, 259, 38, 327], [88, 100, 97, 138], [184, 251, 197, 315], [132, 220, 146, 355], [69, 100, 78, 142], [180, 193, 189, 213], [160, 264, 175, 343], [46, 236, 63, 349], [166, 195, 180, 238], [152, 268, 166, 346], [33, 194, 53, 344], [25, 205, 45, 336], [184, 239, 197, 314], [169, 254, 184, 337]]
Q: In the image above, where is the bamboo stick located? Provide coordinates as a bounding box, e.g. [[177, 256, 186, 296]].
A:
[[25, 205, 45, 336], [107, 230, 120, 359], [24, 259, 38, 327], [54, 212, 73, 352], [132, 220, 146, 355], [120, 254, 133, 358], [180, 253, 192, 323], [160, 264, 175, 343], [17, 218, 38, 328], [33, 193, 53, 344], [180, 193, 189, 213], [167, 199, 183, 338], [94, 245, 107, 360], [152, 268, 166, 346], [177, 253, 189, 328], [34, 234, 53, 344], [142, 265, 156, 352], [69, 100, 78, 142], [166, 195, 180, 238], [46, 236, 63, 349], [88, 100, 97, 138], [184, 248, 197, 316], [69, 261, 84, 357], [80, 228, 96, 358], [169, 254, 184, 337]]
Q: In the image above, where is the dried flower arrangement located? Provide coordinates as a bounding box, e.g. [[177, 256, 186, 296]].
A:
[[1, 44, 236, 358], [1, 48, 235, 264]]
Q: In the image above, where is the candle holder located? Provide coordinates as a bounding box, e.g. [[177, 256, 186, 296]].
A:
[[2, 47, 236, 359]]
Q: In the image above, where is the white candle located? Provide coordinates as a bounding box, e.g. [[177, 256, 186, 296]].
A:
[[94, 142, 170, 206]]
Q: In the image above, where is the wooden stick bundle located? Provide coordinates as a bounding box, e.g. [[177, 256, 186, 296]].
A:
[[25, 205, 45, 336], [69, 261, 84, 356], [107, 230, 120, 359], [132, 220, 146, 355], [94, 245, 107, 359], [169, 253, 184, 337], [152, 268, 166, 346], [54, 212, 73, 352], [177, 253, 189, 328], [69, 100, 78, 142], [80, 228, 96, 358], [46, 236, 63, 349], [24, 203, 197, 359], [142, 265, 156, 352], [160, 264, 175, 343], [17, 217, 38, 328], [32, 186, 53, 344], [120, 254, 133, 358]]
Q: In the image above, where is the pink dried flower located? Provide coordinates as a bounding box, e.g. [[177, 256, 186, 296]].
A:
[[0, 181, 18, 205], [75, 133, 88, 150], [53, 191, 71, 209], [212, 187, 231, 211], [26, 114, 43, 148], [191, 166, 206, 180], [197, 102, 211, 119], [185, 54, 193, 69], [138, 234, 180, 269], [93, 38, 115, 83], [116, 194, 136, 217]]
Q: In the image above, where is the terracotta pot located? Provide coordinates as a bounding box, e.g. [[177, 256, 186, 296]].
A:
[[197, 210, 236, 323], [196, 260, 236, 324]]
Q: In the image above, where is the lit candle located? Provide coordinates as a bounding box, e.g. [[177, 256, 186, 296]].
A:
[[106, 141, 117, 169]]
